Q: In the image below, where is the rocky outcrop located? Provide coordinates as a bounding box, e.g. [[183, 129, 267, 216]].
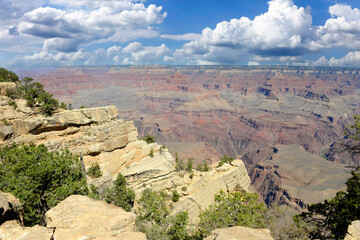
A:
[[172, 160, 250, 224], [204, 226, 274, 240], [345, 221, 360, 240], [0, 221, 53, 240], [0, 192, 23, 225], [0, 195, 146, 240], [45, 195, 145, 239]]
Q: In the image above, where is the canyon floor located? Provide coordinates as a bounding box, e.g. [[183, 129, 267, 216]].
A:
[[18, 65, 360, 209]]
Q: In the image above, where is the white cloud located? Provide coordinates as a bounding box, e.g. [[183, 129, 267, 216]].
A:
[[0, 1, 166, 58], [169, 0, 314, 65], [309, 51, 360, 66], [11, 49, 89, 67], [121, 42, 171, 64], [160, 33, 202, 41], [310, 4, 360, 50]]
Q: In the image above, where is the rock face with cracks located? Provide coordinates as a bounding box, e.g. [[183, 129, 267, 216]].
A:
[[0, 95, 251, 225], [0, 195, 147, 240]]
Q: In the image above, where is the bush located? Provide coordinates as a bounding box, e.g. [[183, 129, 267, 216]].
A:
[[0, 143, 88, 226], [136, 189, 190, 240], [197, 190, 268, 236], [87, 162, 102, 178], [172, 189, 180, 202], [186, 158, 194, 172], [149, 148, 154, 158], [220, 155, 234, 164], [105, 173, 135, 211], [142, 134, 156, 144], [0, 68, 19, 82]]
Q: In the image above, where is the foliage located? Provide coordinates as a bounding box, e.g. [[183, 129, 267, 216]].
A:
[[59, 102, 68, 110], [2, 119, 10, 126], [296, 168, 360, 239], [186, 158, 194, 172], [8, 101, 17, 109], [105, 173, 135, 211], [175, 152, 185, 171], [149, 148, 154, 158], [136, 189, 190, 240], [197, 190, 268, 236], [88, 184, 100, 200], [172, 189, 180, 202], [220, 155, 234, 164], [142, 134, 156, 144], [0, 68, 19, 82], [15, 77, 59, 116], [0, 143, 88, 226], [87, 162, 102, 178]]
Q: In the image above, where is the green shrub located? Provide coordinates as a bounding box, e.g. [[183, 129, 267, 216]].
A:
[[2, 119, 11, 126], [136, 189, 190, 240], [220, 155, 234, 164], [198, 190, 268, 236], [217, 161, 224, 167], [175, 152, 185, 171], [60, 102, 67, 110], [186, 158, 194, 172], [142, 134, 156, 144], [0, 68, 19, 82], [172, 189, 180, 202], [149, 148, 154, 158], [8, 101, 17, 109], [181, 186, 187, 192], [87, 162, 102, 178], [105, 173, 134, 211], [0, 143, 88, 226]]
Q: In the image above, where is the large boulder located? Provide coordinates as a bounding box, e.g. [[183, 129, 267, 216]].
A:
[[0, 221, 53, 240], [345, 221, 360, 240], [45, 195, 141, 239], [204, 226, 274, 240], [0, 191, 23, 225]]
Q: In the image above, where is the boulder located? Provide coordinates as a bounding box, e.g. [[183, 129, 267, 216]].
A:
[[0, 191, 23, 224], [204, 226, 274, 240], [0, 220, 53, 240], [0, 124, 14, 140], [345, 221, 360, 240], [45, 195, 137, 239]]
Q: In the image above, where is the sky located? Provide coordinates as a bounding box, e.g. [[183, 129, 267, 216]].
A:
[[1, 0, 360, 67]]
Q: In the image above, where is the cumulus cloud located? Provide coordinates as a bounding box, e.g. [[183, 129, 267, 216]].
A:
[[11, 49, 89, 67], [310, 4, 360, 50], [0, 0, 166, 63], [168, 0, 314, 64], [309, 51, 360, 66]]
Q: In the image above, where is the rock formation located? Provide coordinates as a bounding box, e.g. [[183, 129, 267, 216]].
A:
[[0, 195, 147, 240], [204, 226, 274, 240], [345, 221, 360, 240], [0, 92, 251, 225], [0, 192, 23, 225]]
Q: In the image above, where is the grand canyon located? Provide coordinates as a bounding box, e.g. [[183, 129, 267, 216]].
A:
[[16, 65, 360, 210]]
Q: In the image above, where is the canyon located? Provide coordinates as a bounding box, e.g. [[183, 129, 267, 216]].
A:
[[15, 65, 360, 209]]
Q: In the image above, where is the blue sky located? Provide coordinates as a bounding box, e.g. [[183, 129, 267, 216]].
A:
[[1, 0, 360, 67]]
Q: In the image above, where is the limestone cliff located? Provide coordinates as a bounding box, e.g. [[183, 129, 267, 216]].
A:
[[0, 92, 251, 225]]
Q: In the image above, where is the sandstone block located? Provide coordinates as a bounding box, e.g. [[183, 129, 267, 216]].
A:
[[0, 221, 53, 240], [0, 191, 23, 224], [204, 226, 274, 240], [0, 124, 14, 140], [45, 195, 137, 234], [345, 221, 360, 240]]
